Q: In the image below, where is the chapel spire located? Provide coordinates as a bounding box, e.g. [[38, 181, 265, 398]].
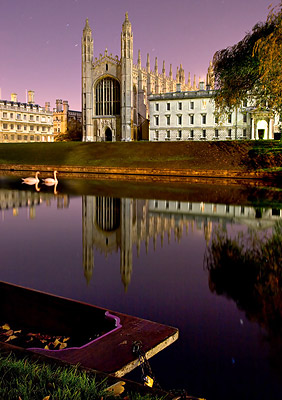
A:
[[176, 66, 179, 82], [162, 61, 166, 75], [154, 57, 158, 74], [82, 18, 93, 64], [146, 53, 150, 72], [122, 11, 132, 33], [82, 18, 94, 141], [188, 72, 191, 90], [193, 74, 197, 90], [207, 60, 215, 89], [83, 18, 91, 34], [138, 49, 141, 69], [121, 12, 133, 141], [121, 11, 133, 59]]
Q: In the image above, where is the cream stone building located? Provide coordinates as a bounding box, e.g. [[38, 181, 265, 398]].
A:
[[53, 99, 82, 138], [82, 13, 212, 142], [0, 91, 54, 143], [149, 86, 278, 141]]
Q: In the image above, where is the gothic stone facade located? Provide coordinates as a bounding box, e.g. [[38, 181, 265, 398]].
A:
[[82, 13, 213, 142]]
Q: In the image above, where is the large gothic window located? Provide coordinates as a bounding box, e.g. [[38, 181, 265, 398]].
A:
[[95, 197, 120, 232], [96, 78, 120, 116]]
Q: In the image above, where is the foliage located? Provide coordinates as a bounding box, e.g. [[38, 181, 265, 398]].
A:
[[0, 323, 71, 350], [255, 2, 282, 113], [212, 3, 282, 114], [242, 140, 282, 170], [205, 221, 282, 370], [55, 119, 82, 142]]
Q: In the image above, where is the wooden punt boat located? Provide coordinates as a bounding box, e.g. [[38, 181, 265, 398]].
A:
[[0, 281, 178, 377]]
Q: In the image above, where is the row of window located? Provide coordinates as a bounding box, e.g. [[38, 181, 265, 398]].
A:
[[2, 123, 51, 132], [153, 201, 245, 214], [1, 134, 50, 142], [1, 112, 51, 123], [154, 99, 249, 112], [155, 101, 207, 112], [154, 129, 248, 140], [153, 201, 280, 218], [154, 113, 247, 126]]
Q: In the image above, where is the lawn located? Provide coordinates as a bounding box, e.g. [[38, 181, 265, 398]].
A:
[[0, 351, 163, 400], [0, 140, 281, 172]]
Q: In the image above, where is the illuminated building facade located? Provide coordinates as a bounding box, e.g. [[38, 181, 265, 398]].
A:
[[0, 91, 54, 143], [149, 88, 278, 141], [81, 13, 213, 142]]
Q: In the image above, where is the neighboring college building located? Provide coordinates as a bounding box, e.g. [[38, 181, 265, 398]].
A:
[[149, 85, 278, 141], [82, 13, 213, 142], [0, 91, 54, 143], [53, 99, 82, 138]]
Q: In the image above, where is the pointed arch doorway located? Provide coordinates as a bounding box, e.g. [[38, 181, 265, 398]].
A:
[[105, 127, 112, 141]]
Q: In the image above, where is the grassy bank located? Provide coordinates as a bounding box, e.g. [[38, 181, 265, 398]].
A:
[[0, 140, 281, 172], [0, 352, 162, 400]]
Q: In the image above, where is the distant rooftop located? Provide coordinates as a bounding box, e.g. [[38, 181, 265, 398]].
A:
[[148, 89, 215, 101]]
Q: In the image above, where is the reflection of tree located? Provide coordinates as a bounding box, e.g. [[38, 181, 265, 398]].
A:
[[205, 222, 282, 372]]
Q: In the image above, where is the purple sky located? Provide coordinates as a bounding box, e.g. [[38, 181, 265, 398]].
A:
[[0, 0, 276, 111]]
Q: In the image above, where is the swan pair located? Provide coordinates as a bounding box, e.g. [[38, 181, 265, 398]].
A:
[[22, 170, 58, 186]]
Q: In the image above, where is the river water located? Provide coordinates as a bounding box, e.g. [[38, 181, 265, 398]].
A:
[[0, 174, 281, 400]]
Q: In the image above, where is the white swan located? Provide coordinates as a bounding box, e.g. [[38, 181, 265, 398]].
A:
[[43, 170, 58, 186], [22, 171, 40, 185], [53, 182, 58, 195]]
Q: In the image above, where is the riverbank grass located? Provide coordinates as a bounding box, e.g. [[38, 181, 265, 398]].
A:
[[0, 140, 281, 171], [0, 353, 107, 400], [0, 352, 161, 400]]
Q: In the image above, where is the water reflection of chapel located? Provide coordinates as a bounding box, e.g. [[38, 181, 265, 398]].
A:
[[82, 196, 282, 289]]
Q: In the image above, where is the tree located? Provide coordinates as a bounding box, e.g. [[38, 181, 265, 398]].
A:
[[212, 3, 282, 114], [255, 3, 282, 112], [55, 118, 82, 142], [205, 221, 282, 371]]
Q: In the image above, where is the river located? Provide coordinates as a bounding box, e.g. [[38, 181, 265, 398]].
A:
[[0, 174, 281, 400]]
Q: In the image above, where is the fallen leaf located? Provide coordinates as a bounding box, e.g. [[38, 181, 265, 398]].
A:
[[44, 345, 49, 350], [14, 330, 22, 334], [59, 343, 67, 350], [5, 335, 17, 342], [42, 396, 50, 400], [4, 330, 14, 336], [63, 337, 70, 342], [105, 381, 126, 396], [53, 338, 61, 348], [1, 324, 10, 330]]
